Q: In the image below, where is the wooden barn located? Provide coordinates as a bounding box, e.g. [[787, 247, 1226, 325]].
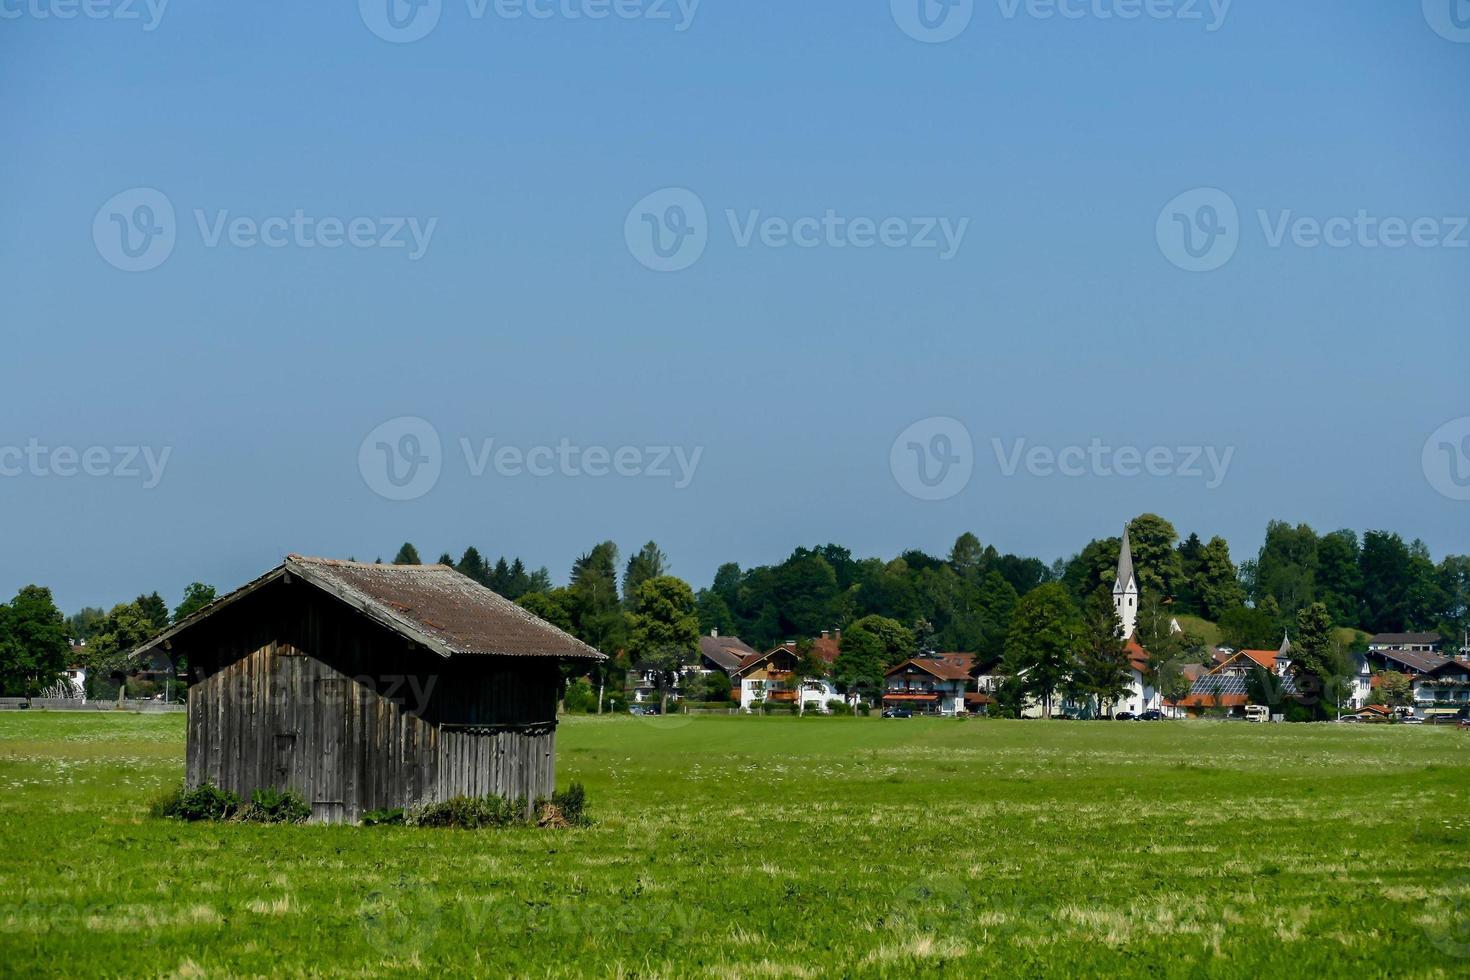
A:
[[127, 555, 604, 823]]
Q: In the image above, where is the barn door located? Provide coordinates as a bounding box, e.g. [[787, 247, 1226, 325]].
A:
[[313, 677, 347, 823]]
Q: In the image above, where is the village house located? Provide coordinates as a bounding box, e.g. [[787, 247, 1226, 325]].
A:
[[733, 631, 842, 712], [1361, 632, 1470, 720], [125, 556, 603, 823], [1174, 639, 1298, 718], [883, 653, 991, 715]]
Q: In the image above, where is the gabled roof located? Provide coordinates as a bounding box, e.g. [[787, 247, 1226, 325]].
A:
[[699, 634, 757, 673], [1368, 648, 1449, 675], [1235, 649, 1279, 671], [741, 633, 844, 677], [886, 654, 975, 681], [127, 556, 605, 663], [767, 635, 842, 665], [1367, 632, 1442, 647], [1113, 525, 1136, 594]]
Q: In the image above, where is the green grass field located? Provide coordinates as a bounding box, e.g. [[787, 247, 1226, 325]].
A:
[[1, 713, 1468, 977]]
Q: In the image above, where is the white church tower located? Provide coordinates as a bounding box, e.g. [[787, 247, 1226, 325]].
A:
[[1113, 525, 1139, 639]]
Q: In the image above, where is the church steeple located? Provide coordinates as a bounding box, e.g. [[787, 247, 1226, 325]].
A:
[[1113, 524, 1139, 639]]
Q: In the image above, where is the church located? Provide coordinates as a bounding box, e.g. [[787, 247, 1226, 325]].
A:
[[1111, 526, 1162, 717]]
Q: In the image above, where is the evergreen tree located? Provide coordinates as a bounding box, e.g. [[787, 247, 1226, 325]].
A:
[[622, 541, 669, 608], [436, 553, 455, 567], [975, 571, 1019, 662], [1315, 530, 1363, 626], [135, 593, 170, 633], [1196, 536, 1246, 621], [1292, 601, 1346, 719], [456, 547, 490, 586], [1068, 588, 1132, 717], [1359, 531, 1411, 632], [948, 532, 985, 577], [1176, 533, 1206, 614], [393, 542, 421, 565]]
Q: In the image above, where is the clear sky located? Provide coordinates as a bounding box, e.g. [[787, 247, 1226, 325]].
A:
[[2, 0, 1467, 613]]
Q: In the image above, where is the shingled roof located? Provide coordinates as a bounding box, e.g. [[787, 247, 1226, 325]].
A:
[[128, 556, 605, 662], [700, 634, 758, 673]]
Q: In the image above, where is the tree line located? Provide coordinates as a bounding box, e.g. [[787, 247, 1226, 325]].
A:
[[3, 516, 1465, 704]]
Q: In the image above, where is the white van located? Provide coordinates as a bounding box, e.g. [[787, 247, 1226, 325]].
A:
[[1244, 704, 1270, 723]]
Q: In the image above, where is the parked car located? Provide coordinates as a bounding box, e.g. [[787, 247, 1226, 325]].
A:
[[628, 704, 661, 716], [1400, 716, 1423, 725], [881, 708, 913, 718], [1114, 711, 1136, 721], [1138, 709, 1164, 721]]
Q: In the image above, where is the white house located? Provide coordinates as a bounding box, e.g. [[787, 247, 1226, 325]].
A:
[[732, 635, 843, 713]]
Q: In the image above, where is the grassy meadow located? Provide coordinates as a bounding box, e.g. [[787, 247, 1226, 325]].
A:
[[1, 712, 1468, 977]]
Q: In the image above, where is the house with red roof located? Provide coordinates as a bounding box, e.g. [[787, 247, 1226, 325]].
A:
[[883, 653, 991, 715], [733, 631, 844, 713], [1172, 638, 1298, 718]]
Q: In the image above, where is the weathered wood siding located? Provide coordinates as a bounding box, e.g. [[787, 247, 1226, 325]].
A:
[[180, 579, 559, 823]]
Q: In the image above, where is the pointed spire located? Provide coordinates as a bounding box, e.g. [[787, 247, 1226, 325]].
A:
[[1113, 524, 1136, 595]]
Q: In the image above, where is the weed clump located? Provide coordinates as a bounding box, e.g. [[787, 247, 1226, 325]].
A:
[[400, 783, 589, 829], [151, 783, 309, 823], [237, 788, 311, 824]]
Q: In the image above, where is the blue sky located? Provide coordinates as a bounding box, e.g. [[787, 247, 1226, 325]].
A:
[[2, 0, 1467, 613]]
